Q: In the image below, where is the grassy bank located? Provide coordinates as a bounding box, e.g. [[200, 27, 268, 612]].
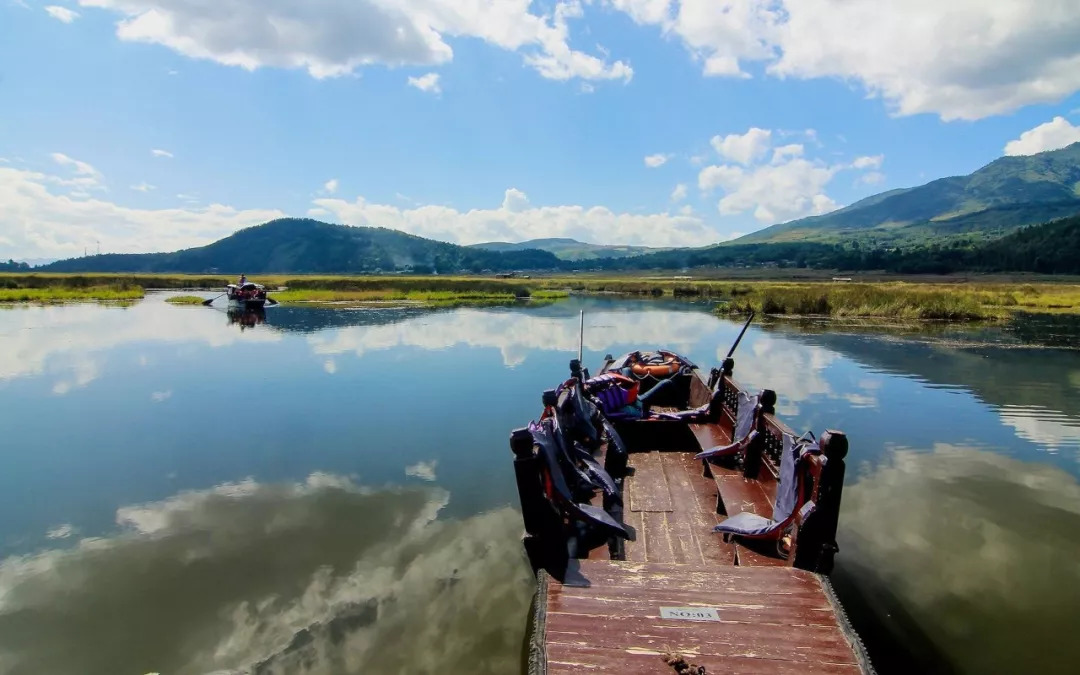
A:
[[0, 285, 144, 303], [5, 273, 1080, 320], [164, 295, 207, 305]]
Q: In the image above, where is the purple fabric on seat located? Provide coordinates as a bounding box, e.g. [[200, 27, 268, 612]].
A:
[[713, 512, 777, 537]]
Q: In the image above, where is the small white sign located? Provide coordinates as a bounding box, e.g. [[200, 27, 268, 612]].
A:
[[660, 606, 721, 622]]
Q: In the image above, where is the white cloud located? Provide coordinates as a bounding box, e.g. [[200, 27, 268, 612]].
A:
[[150, 390, 172, 402], [323, 178, 339, 194], [711, 127, 771, 165], [313, 187, 719, 248], [852, 154, 884, 170], [858, 171, 886, 186], [1004, 116, 1080, 156], [609, 0, 1080, 120], [407, 72, 441, 94], [49, 153, 105, 190], [705, 158, 839, 223], [151, 148, 173, 158], [644, 153, 671, 168], [670, 183, 687, 202], [404, 460, 438, 482], [45, 5, 80, 22], [80, 0, 632, 83], [770, 144, 804, 164], [0, 161, 284, 259], [130, 182, 156, 192], [698, 128, 844, 224]]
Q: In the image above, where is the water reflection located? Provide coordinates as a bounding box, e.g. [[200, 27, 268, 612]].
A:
[[838, 445, 1080, 674], [5, 296, 1080, 674], [0, 474, 533, 675], [229, 307, 267, 331]]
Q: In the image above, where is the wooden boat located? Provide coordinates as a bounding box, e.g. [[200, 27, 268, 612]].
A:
[[227, 282, 268, 309], [509, 339, 872, 673]]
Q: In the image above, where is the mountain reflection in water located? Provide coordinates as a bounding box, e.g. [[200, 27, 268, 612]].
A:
[[3, 295, 1080, 674], [0, 475, 533, 675]]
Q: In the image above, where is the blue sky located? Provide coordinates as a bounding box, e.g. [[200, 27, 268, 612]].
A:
[[3, 0, 1080, 259]]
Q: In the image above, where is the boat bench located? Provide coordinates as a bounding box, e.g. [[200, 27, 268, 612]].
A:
[[688, 422, 787, 566]]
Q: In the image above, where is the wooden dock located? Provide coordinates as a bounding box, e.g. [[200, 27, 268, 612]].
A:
[[533, 560, 869, 674]]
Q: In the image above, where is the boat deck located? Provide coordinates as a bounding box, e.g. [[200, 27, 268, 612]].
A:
[[535, 560, 867, 674]]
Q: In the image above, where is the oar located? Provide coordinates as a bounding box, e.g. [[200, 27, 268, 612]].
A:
[[725, 310, 755, 359], [266, 297, 279, 306], [202, 294, 226, 306]]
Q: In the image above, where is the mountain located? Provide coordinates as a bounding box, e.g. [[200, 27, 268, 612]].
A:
[[470, 238, 664, 260], [738, 142, 1080, 246], [42, 218, 562, 274]]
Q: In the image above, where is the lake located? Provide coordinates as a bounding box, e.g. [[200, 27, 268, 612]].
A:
[[1, 294, 1078, 674]]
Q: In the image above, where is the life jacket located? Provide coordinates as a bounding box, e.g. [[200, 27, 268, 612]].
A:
[[584, 373, 639, 413]]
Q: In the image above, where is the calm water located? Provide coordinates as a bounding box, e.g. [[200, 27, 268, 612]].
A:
[[1, 295, 1079, 674]]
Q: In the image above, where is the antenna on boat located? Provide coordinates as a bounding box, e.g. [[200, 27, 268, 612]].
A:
[[578, 309, 584, 364], [725, 311, 755, 359]]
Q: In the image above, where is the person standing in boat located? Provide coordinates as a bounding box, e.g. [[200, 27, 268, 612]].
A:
[[239, 273, 247, 285]]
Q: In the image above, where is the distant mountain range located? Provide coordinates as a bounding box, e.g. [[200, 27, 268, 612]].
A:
[[42, 219, 560, 274], [738, 142, 1080, 246], [32, 143, 1080, 276], [471, 238, 664, 260]]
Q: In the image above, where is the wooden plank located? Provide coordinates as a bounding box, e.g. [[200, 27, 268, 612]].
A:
[[689, 422, 732, 452], [547, 595, 842, 626], [553, 585, 833, 611], [626, 451, 673, 512], [660, 451, 729, 565], [621, 509, 646, 563], [545, 614, 857, 663], [642, 511, 675, 563], [547, 645, 863, 675], [562, 560, 821, 589]]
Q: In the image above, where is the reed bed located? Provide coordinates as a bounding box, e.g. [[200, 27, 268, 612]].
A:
[[164, 295, 207, 305], [0, 285, 145, 303]]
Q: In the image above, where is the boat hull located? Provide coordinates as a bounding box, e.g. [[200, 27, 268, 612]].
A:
[[228, 298, 266, 309]]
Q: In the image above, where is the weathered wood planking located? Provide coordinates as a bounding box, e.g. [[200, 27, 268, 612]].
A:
[[540, 560, 865, 674], [626, 451, 674, 512]]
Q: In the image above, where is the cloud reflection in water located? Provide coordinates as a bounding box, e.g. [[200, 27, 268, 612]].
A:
[[0, 474, 533, 675], [840, 445, 1080, 674]]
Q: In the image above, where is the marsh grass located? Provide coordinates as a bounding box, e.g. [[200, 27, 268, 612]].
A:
[[0, 285, 145, 303], [164, 295, 207, 305]]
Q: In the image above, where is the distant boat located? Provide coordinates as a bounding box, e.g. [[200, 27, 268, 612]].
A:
[[227, 282, 268, 309]]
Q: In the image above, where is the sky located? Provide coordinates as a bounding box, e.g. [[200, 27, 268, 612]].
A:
[[3, 0, 1080, 260]]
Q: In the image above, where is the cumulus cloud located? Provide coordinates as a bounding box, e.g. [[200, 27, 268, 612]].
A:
[[80, 0, 632, 83], [1004, 116, 1080, 156], [711, 128, 772, 165], [323, 178, 339, 194], [407, 72, 441, 94], [0, 160, 284, 259], [852, 155, 885, 170], [150, 148, 173, 158], [45, 5, 80, 22], [696, 127, 886, 225], [312, 187, 720, 248], [610, 0, 1080, 120], [670, 183, 687, 202], [644, 153, 672, 168]]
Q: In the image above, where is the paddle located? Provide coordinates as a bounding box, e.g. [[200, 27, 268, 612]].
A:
[[725, 310, 756, 359], [201, 293, 226, 306], [266, 297, 279, 306]]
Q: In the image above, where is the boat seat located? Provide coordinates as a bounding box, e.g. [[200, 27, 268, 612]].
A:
[[715, 435, 824, 546]]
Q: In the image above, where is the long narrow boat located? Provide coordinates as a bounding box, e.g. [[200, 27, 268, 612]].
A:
[[227, 282, 269, 310], [510, 341, 873, 674]]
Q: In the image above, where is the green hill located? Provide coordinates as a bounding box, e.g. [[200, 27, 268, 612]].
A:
[[470, 238, 663, 260], [42, 219, 562, 274], [738, 142, 1080, 246]]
